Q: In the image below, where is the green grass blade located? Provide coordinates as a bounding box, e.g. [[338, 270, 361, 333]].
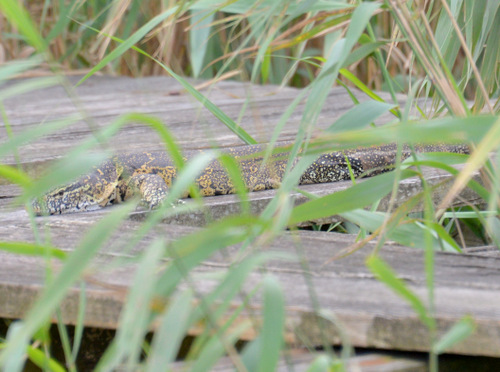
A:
[[217, 153, 250, 214], [0, 165, 32, 188], [46, 0, 79, 42], [120, 113, 185, 168], [419, 221, 461, 252], [189, 10, 215, 78], [75, 7, 179, 86], [432, 315, 475, 355], [438, 115, 500, 210], [340, 209, 459, 252], [249, 0, 284, 83], [0, 0, 47, 53], [288, 169, 417, 226], [154, 216, 263, 298], [153, 61, 257, 145], [0, 203, 136, 370], [17, 112, 185, 204], [71, 282, 87, 363], [339, 68, 399, 117], [190, 0, 350, 13], [55, 313, 74, 372], [146, 290, 195, 370], [120, 238, 166, 369], [96, 239, 166, 371], [310, 115, 496, 151], [18, 153, 109, 204], [74, 23, 257, 144], [258, 276, 285, 372], [184, 252, 294, 362], [240, 335, 260, 371], [306, 355, 339, 372], [0, 114, 82, 159], [188, 321, 252, 372], [0, 56, 44, 83], [0, 242, 66, 260], [474, 6, 500, 112], [366, 255, 433, 328], [162, 151, 215, 203], [486, 216, 500, 248], [301, 2, 381, 132], [26, 345, 66, 372], [342, 40, 387, 68], [403, 154, 490, 204], [0, 76, 60, 101], [327, 100, 397, 133]]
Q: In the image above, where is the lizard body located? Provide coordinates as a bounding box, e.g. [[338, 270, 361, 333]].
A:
[[32, 143, 469, 215]]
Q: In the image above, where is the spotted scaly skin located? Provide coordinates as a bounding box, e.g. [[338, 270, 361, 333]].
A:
[[31, 143, 469, 215]]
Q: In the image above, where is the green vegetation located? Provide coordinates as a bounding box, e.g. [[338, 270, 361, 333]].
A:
[[0, 0, 499, 371]]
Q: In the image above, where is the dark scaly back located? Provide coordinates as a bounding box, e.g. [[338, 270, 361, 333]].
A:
[[114, 143, 469, 194], [189, 144, 291, 195], [299, 152, 364, 184], [114, 145, 292, 196], [300, 143, 469, 184], [116, 152, 178, 188], [347, 143, 470, 177]]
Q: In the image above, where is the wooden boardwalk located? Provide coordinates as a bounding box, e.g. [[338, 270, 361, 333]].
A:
[[0, 76, 498, 369], [1, 211, 499, 357]]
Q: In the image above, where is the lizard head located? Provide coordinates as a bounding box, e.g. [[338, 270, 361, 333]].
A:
[[31, 178, 118, 215], [31, 159, 123, 216]]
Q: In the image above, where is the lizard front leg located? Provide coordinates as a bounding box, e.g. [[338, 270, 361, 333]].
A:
[[127, 173, 170, 210]]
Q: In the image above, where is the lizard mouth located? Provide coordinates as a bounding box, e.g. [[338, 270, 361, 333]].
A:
[[31, 198, 62, 215], [31, 199, 47, 216], [31, 196, 105, 215]]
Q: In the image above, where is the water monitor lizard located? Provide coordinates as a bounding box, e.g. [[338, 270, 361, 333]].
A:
[[32, 143, 469, 215]]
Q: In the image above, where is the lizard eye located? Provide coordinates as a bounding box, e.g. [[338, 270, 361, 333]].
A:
[[58, 190, 64, 196]]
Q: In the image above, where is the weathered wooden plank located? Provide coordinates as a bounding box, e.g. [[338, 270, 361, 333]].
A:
[[0, 211, 499, 357], [0, 75, 408, 173], [170, 350, 427, 372]]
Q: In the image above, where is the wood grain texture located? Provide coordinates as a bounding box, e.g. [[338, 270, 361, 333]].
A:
[[170, 350, 427, 372], [0, 210, 499, 357], [0, 75, 410, 174]]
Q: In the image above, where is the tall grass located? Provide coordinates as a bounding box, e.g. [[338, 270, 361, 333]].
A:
[[0, 0, 499, 371]]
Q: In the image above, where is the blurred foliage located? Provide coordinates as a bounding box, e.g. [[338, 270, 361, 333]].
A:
[[0, 0, 499, 371], [1, 0, 498, 106]]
